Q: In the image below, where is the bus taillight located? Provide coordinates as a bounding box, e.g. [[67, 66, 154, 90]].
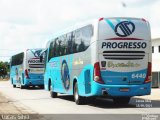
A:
[[94, 62, 104, 84], [25, 69, 30, 79], [144, 62, 152, 83], [99, 17, 104, 21]]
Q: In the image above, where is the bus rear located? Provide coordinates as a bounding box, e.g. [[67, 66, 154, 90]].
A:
[[93, 18, 151, 103], [25, 49, 44, 87]]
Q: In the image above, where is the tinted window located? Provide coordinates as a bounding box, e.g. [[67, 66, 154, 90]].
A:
[[11, 52, 24, 66], [152, 46, 154, 53], [48, 25, 93, 60], [81, 25, 93, 49], [66, 32, 73, 54], [59, 35, 67, 56], [48, 41, 54, 61], [75, 25, 93, 53], [43, 50, 47, 71]]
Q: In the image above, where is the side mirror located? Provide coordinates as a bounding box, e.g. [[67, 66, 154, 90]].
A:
[[40, 55, 43, 63]]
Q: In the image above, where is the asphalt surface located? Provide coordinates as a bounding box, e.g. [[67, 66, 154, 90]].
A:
[[0, 81, 160, 120]]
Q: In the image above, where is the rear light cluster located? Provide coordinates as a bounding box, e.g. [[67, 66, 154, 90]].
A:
[[25, 69, 30, 79], [144, 62, 152, 83], [93, 62, 104, 84], [99, 17, 104, 21]]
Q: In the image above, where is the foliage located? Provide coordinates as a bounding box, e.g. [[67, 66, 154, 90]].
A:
[[0, 61, 9, 77]]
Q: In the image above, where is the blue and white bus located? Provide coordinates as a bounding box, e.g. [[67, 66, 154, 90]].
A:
[[41, 17, 152, 105], [10, 49, 44, 89]]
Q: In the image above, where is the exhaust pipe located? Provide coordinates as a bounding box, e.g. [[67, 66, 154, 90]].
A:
[[102, 90, 108, 96]]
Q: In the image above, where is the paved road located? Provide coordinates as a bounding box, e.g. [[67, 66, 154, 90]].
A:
[[0, 81, 160, 115]]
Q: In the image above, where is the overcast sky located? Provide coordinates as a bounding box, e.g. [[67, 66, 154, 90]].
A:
[[0, 0, 159, 61]]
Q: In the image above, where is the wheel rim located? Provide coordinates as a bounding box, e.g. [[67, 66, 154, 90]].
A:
[[75, 86, 79, 101], [50, 84, 52, 93]]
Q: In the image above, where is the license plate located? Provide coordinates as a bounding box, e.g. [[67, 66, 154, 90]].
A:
[[119, 88, 129, 92]]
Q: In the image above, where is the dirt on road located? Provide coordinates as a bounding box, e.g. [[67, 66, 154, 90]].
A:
[[0, 92, 43, 120], [0, 92, 26, 114]]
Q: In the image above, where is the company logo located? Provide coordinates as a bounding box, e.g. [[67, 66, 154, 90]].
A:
[[114, 21, 135, 37], [107, 61, 140, 68], [61, 60, 70, 90], [28, 59, 41, 63], [31, 50, 42, 57], [101, 42, 147, 49]]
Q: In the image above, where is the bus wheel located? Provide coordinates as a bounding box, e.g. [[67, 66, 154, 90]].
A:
[[113, 97, 130, 105], [74, 83, 85, 105], [20, 85, 25, 89], [50, 84, 57, 98], [13, 85, 16, 88], [12, 79, 16, 88]]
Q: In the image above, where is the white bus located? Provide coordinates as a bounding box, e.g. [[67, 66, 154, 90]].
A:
[[41, 17, 152, 105], [10, 49, 44, 89]]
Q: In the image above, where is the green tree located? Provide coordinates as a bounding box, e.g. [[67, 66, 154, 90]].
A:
[[0, 61, 9, 78]]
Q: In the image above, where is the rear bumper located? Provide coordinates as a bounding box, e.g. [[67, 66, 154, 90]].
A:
[[23, 78, 44, 86], [90, 82, 151, 97]]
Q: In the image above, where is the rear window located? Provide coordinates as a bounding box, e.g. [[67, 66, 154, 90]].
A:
[[11, 52, 24, 66]]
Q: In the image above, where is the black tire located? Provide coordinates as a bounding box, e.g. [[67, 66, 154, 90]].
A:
[[50, 83, 57, 98], [13, 84, 16, 88], [19, 78, 25, 89], [113, 97, 130, 105], [74, 83, 85, 105], [87, 97, 96, 104], [20, 85, 25, 89], [12, 79, 16, 88]]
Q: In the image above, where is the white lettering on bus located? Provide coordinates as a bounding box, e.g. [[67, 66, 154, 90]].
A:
[[28, 59, 43, 63]]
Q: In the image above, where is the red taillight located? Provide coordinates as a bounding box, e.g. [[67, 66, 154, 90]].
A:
[[93, 62, 104, 84], [99, 17, 104, 21], [25, 69, 30, 79], [144, 62, 152, 83]]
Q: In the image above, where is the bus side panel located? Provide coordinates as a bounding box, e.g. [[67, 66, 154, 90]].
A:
[[47, 47, 92, 96], [70, 46, 93, 96], [76, 64, 93, 96], [10, 66, 15, 85], [44, 63, 51, 91], [84, 69, 91, 94], [10, 65, 23, 85], [49, 57, 66, 93]]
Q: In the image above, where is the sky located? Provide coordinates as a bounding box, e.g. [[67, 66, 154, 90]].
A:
[[0, 0, 159, 62]]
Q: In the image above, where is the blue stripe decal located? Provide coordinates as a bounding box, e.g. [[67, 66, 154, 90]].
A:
[[126, 18, 131, 22], [105, 19, 115, 30], [116, 19, 121, 23]]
